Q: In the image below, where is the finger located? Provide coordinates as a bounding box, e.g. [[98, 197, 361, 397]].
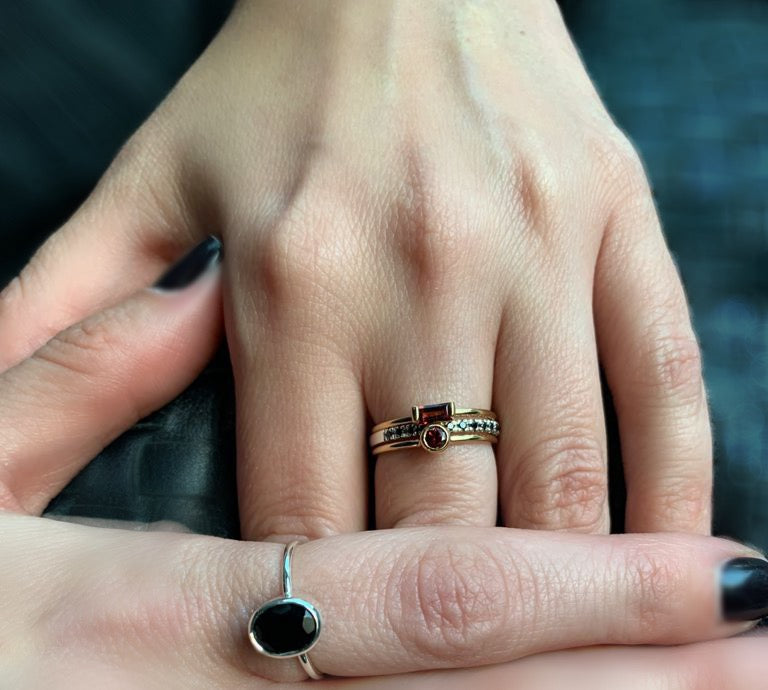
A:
[[271, 530, 766, 678], [369, 309, 498, 528], [338, 637, 768, 690], [494, 265, 609, 532], [0, 140, 196, 373], [230, 229, 367, 542], [0, 238, 222, 514], [6, 516, 766, 682], [594, 185, 712, 533]]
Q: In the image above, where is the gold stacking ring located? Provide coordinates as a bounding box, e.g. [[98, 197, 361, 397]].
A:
[[369, 402, 500, 455]]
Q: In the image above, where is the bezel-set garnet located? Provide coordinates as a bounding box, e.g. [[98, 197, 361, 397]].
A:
[[370, 401, 500, 455], [420, 423, 450, 452]]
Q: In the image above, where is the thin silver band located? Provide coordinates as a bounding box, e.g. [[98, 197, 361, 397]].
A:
[[284, 542, 324, 680]]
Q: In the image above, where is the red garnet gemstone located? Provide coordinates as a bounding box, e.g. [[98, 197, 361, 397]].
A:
[[422, 424, 449, 451]]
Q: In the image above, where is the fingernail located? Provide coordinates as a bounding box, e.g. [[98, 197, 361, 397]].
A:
[[721, 557, 768, 622], [152, 236, 222, 290]]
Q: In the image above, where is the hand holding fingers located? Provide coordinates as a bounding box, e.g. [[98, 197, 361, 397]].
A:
[[0, 229, 757, 685], [0, 0, 714, 539]]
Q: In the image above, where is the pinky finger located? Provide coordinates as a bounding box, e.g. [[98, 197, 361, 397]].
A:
[[594, 192, 712, 534], [0, 237, 222, 515]]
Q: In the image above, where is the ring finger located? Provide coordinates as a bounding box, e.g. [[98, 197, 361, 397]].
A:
[[368, 302, 499, 528]]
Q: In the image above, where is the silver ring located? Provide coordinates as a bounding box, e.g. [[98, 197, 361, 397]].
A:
[[248, 541, 324, 680]]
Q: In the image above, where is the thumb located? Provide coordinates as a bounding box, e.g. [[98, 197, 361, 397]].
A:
[[0, 236, 222, 514]]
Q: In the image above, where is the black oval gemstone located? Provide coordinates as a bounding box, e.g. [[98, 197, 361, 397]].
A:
[[250, 598, 320, 657]]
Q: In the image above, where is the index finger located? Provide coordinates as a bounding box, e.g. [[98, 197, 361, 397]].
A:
[[7, 516, 766, 683]]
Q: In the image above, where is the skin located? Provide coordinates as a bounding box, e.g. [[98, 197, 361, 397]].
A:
[[0, 0, 712, 544], [0, 266, 763, 686]]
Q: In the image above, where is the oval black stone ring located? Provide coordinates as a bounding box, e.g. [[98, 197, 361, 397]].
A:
[[248, 541, 323, 679]]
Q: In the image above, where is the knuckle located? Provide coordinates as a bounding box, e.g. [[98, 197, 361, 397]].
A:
[[621, 545, 686, 639], [249, 209, 352, 309], [396, 215, 467, 295], [107, 118, 177, 191], [643, 474, 712, 531], [98, 123, 193, 244], [643, 326, 704, 406], [512, 437, 608, 532], [491, 136, 563, 244], [34, 312, 123, 378], [392, 542, 520, 665], [391, 149, 486, 294], [591, 129, 650, 201], [510, 151, 561, 233]]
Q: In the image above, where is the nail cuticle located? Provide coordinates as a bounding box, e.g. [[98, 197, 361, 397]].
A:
[[152, 236, 222, 291]]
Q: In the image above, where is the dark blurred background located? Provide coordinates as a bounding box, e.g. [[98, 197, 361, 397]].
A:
[[1, 1, 766, 547]]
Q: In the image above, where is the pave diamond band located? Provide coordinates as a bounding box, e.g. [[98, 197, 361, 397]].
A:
[[382, 418, 500, 442], [369, 402, 500, 455]]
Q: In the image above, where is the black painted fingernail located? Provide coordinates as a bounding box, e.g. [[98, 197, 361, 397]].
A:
[[153, 236, 222, 290], [721, 557, 768, 622]]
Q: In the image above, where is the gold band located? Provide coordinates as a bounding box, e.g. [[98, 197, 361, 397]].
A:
[[369, 401, 500, 455]]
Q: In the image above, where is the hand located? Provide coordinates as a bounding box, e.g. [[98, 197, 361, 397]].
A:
[[0, 250, 764, 683], [0, 0, 711, 540]]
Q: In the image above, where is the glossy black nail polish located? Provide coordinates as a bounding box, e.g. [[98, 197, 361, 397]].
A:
[[153, 236, 222, 290], [721, 557, 768, 622]]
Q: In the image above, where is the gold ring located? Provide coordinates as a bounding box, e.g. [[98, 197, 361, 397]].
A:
[[369, 401, 499, 455]]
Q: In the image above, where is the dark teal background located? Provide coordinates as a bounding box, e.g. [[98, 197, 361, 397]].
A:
[[1, 1, 766, 547]]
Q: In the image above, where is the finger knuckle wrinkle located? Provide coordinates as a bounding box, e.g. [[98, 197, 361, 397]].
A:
[[623, 547, 685, 638], [395, 543, 515, 664], [34, 315, 121, 377], [515, 439, 607, 532], [645, 331, 703, 404], [651, 475, 712, 528]]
